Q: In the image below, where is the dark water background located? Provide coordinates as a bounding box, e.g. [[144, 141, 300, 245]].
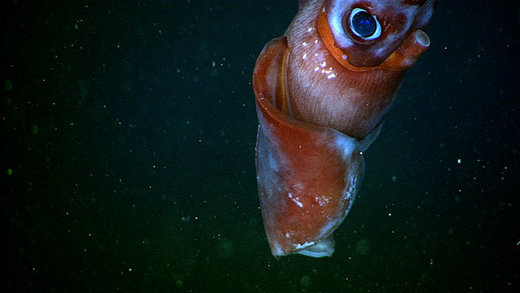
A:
[[3, 1, 519, 292]]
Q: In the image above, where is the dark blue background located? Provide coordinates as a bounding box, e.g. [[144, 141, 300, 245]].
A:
[[3, 1, 519, 291]]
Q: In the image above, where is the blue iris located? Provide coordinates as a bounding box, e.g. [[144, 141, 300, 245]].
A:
[[351, 11, 376, 38]]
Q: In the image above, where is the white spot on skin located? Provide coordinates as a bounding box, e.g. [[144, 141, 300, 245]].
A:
[[315, 195, 330, 206], [296, 238, 334, 258], [288, 192, 304, 208], [317, 65, 336, 80], [302, 53, 307, 60], [294, 241, 315, 250]]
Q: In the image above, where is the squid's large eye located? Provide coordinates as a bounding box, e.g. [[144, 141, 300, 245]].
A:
[[348, 8, 381, 40]]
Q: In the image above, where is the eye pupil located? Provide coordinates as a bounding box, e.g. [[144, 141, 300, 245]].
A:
[[351, 10, 377, 38]]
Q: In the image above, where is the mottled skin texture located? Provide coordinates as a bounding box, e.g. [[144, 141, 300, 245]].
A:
[[254, 0, 435, 257]]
